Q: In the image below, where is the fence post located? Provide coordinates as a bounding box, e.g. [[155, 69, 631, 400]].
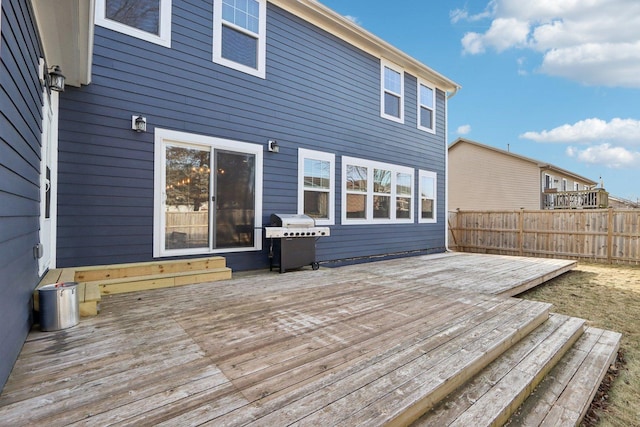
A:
[[518, 209, 524, 256], [607, 207, 614, 264]]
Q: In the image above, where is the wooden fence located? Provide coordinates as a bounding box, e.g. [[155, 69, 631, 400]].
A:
[[448, 209, 640, 265]]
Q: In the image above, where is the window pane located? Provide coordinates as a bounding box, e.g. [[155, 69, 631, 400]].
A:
[[304, 158, 330, 189], [373, 195, 390, 219], [421, 199, 434, 219], [106, 0, 160, 35], [420, 106, 433, 129], [304, 191, 329, 219], [384, 66, 401, 94], [223, 0, 260, 33], [347, 165, 367, 191], [384, 92, 400, 118], [397, 173, 411, 195], [165, 146, 210, 249], [421, 176, 435, 199], [347, 194, 367, 219], [374, 169, 391, 193], [420, 84, 434, 108], [397, 197, 411, 219], [222, 25, 258, 68]]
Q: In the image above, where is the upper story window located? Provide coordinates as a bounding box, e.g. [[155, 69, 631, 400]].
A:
[[95, 0, 172, 47], [380, 60, 404, 123], [418, 79, 435, 133], [574, 182, 580, 191], [213, 0, 267, 79], [298, 149, 335, 225], [419, 170, 437, 223], [342, 156, 413, 224]]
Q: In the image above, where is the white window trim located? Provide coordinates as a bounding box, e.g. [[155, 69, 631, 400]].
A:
[[380, 59, 404, 123], [417, 78, 436, 134], [95, 0, 172, 47], [298, 148, 335, 226], [212, 0, 267, 79], [419, 170, 437, 224], [153, 128, 263, 258], [342, 156, 414, 225]]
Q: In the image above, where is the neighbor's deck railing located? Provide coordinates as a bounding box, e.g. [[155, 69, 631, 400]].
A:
[[542, 188, 608, 209], [448, 208, 640, 265]]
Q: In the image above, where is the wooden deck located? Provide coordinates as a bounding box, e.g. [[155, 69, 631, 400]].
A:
[[0, 253, 619, 426]]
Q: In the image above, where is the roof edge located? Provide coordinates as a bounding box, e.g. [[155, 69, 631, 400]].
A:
[[269, 0, 461, 93]]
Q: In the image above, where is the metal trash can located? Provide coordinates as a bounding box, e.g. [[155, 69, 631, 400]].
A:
[[39, 282, 80, 331]]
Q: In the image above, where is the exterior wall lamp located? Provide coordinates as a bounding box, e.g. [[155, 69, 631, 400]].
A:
[[48, 65, 65, 92], [268, 139, 279, 153], [132, 115, 147, 132]]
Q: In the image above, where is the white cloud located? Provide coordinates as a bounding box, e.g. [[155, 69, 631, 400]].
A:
[[520, 118, 640, 143], [344, 15, 361, 26], [566, 143, 640, 169], [457, 124, 472, 135], [453, 0, 640, 87]]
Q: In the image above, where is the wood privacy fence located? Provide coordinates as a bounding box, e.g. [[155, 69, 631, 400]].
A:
[[448, 209, 640, 265]]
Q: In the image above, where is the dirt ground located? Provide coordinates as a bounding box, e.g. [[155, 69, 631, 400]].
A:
[[520, 262, 640, 427]]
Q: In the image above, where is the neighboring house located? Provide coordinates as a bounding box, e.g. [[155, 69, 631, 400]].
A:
[[608, 196, 640, 209], [448, 138, 603, 211], [0, 0, 459, 390]]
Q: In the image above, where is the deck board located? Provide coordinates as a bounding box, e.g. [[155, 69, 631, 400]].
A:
[[0, 253, 577, 426]]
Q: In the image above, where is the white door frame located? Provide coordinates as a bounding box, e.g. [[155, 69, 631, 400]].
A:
[[38, 87, 59, 275]]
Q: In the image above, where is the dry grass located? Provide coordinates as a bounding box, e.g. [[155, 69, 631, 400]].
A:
[[520, 262, 640, 427]]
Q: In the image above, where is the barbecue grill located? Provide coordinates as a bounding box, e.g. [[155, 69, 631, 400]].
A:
[[266, 213, 330, 273]]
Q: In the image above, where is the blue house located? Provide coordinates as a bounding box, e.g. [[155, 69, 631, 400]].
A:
[[0, 0, 459, 390]]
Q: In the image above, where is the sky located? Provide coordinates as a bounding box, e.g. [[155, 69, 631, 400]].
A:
[[319, 0, 640, 202]]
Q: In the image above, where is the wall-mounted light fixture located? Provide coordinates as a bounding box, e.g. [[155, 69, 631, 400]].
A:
[[48, 65, 65, 92], [268, 139, 279, 153], [132, 115, 147, 132]]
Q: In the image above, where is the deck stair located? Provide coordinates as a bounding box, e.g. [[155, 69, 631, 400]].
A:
[[411, 314, 621, 427], [35, 257, 231, 318]]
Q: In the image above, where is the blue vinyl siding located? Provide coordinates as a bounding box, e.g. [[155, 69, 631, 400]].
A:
[[57, 1, 449, 271], [0, 0, 43, 390]]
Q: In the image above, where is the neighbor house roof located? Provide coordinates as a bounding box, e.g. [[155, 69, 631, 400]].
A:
[[449, 138, 597, 186]]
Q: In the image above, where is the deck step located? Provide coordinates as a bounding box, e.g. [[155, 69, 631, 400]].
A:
[[94, 267, 232, 295], [413, 313, 585, 426], [73, 257, 228, 282], [506, 327, 621, 426]]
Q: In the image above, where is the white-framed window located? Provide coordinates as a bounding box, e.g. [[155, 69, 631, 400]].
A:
[[154, 128, 263, 257], [95, 0, 172, 47], [543, 173, 553, 190], [380, 59, 404, 123], [417, 79, 435, 133], [342, 156, 414, 224], [574, 182, 580, 191], [298, 149, 335, 225], [419, 170, 437, 223], [213, 0, 267, 78], [562, 178, 568, 191]]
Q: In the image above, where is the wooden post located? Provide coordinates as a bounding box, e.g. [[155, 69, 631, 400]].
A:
[[518, 209, 524, 256], [607, 207, 614, 264]]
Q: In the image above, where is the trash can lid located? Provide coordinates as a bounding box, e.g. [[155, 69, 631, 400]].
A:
[[39, 282, 78, 292]]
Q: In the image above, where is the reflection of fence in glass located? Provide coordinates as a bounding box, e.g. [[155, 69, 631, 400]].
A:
[[165, 211, 208, 249]]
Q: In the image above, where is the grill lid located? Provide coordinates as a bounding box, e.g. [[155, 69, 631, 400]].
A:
[[270, 213, 316, 228]]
